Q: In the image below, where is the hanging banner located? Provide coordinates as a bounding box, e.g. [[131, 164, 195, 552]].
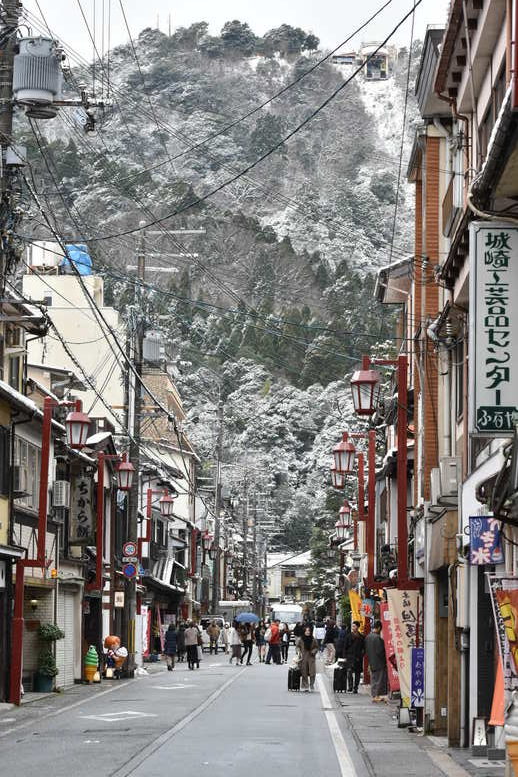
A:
[[386, 589, 422, 708], [469, 222, 518, 435], [411, 647, 425, 708], [348, 590, 365, 632], [141, 604, 151, 658], [69, 474, 94, 544], [488, 574, 518, 692], [469, 516, 504, 565], [380, 602, 400, 692]]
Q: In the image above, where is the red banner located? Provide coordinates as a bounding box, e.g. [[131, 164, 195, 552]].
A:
[[380, 602, 400, 692]]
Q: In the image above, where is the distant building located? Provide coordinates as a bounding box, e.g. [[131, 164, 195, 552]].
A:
[[266, 551, 311, 604], [330, 51, 357, 66], [359, 43, 391, 80]]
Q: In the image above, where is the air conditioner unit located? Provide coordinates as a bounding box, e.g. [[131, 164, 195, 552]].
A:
[[430, 468, 441, 506], [439, 456, 461, 496], [53, 480, 70, 508]]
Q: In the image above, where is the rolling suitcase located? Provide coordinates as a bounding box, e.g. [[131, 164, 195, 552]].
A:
[[333, 666, 348, 693], [288, 667, 301, 691]]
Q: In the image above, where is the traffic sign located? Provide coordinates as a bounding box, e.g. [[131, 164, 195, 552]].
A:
[[122, 556, 138, 563], [123, 541, 137, 556], [123, 563, 138, 579]]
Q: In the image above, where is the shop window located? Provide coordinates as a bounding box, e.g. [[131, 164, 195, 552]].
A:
[[8, 355, 22, 392]]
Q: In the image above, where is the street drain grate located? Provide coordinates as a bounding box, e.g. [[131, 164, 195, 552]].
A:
[[83, 728, 131, 733], [266, 704, 297, 708]]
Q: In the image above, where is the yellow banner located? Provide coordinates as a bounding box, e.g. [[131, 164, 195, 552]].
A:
[[348, 590, 365, 632]]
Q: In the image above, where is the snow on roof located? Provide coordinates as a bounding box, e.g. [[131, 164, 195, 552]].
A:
[[0, 378, 38, 415], [267, 550, 311, 568]]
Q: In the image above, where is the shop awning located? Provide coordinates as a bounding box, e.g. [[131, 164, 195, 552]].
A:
[[143, 575, 185, 598]]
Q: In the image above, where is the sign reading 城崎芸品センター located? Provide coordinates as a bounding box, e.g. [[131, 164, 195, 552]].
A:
[[470, 222, 518, 435]]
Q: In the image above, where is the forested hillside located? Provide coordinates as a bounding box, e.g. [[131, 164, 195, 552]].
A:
[[23, 21, 420, 549]]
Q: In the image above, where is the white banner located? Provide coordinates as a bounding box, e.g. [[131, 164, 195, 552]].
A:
[[469, 222, 518, 435], [386, 589, 422, 708]]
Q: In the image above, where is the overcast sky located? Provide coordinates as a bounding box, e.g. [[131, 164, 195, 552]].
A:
[[24, 0, 450, 62]]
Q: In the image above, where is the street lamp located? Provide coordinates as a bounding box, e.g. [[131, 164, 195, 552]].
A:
[[350, 361, 381, 416], [351, 353, 410, 588], [159, 493, 175, 519], [332, 432, 356, 474], [116, 456, 135, 491], [65, 407, 91, 448]]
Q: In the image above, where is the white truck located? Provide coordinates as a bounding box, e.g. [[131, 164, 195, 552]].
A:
[[270, 603, 303, 640]]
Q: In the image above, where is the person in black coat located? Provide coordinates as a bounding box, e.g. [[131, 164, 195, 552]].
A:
[[336, 624, 349, 659], [323, 619, 339, 664], [344, 620, 365, 692], [164, 623, 177, 671], [176, 623, 186, 662]]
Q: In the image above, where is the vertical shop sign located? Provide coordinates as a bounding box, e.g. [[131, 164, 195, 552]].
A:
[[411, 647, 425, 707], [469, 222, 518, 435], [380, 602, 400, 692], [469, 516, 504, 565], [69, 474, 94, 544]]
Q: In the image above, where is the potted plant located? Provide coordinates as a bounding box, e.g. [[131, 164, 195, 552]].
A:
[[34, 623, 65, 692]]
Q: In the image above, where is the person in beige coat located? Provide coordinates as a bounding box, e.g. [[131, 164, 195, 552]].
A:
[[297, 626, 319, 692]]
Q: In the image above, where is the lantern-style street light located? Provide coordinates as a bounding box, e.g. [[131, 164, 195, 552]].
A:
[[116, 457, 135, 491], [350, 358, 381, 416], [335, 519, 348, 541], [330, 466, 346, 489], [332, 432, 356, 474], [65, 407, 91, 448], [159, 492, 175, 519]]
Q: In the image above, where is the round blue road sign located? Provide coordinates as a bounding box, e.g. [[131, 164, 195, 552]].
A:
[[123, 563, 137, 578]]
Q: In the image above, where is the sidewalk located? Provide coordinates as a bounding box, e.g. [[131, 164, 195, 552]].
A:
[[322, 662, 504, 777]]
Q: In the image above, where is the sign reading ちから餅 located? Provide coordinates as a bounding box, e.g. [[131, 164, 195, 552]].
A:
[[469, 222, 518, 435]]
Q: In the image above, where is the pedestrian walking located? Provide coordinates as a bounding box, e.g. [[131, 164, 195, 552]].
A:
[[365, 620, 388, 702], [176, 623, 186, 662], [314, 620, 326, 652], [240, 624, 254, 666], [266, 620, 282, 665], [336, 623, 349, 659], [184, 621, 201, 670], [280, 622, 290, 664], [323, 619, 339, 665], [163, 623, 177, 671], [255, 620, 266, 662], [228, 621, 242, 665], [221, 623, 230, 654], [207, 621, 221, 655], [297, 625, 318, 692], [344, 620, 365, 693]]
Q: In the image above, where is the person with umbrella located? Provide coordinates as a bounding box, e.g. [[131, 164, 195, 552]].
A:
[[235, 612, 258, 667]]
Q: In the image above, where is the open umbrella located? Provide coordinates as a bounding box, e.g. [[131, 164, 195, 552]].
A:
[[235, 612, 259, 623]]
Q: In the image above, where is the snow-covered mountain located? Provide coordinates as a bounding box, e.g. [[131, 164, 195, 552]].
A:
[[24, 22, 420, 550]]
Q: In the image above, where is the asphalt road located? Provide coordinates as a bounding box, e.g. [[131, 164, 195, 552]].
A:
[[0, 653, 367, 777]]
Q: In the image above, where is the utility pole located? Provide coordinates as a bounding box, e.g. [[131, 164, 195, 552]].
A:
[[251, 497, 258, 611], [125, 223, 146, 674], [211, 399, 224, 613], [0, 0, 20, 292]]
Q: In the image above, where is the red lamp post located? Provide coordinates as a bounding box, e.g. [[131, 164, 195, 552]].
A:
[[351, 354, 410, 588], [9, 398, 91, 705], [86, 452, 135, 594]]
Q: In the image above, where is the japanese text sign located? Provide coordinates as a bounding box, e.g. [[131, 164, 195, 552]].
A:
[[469, 516, 504, 565], [411, 647, 424, 708], [386, 589, 422, 708], [69, 474, 94, 544], [469, 222, 518, 435]]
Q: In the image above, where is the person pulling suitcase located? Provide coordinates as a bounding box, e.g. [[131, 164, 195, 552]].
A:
[[297, 625, 318, 692]]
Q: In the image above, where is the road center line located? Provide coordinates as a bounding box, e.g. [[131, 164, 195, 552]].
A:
[[110, 666, 248, 777], [316, 674, 358, 777]]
